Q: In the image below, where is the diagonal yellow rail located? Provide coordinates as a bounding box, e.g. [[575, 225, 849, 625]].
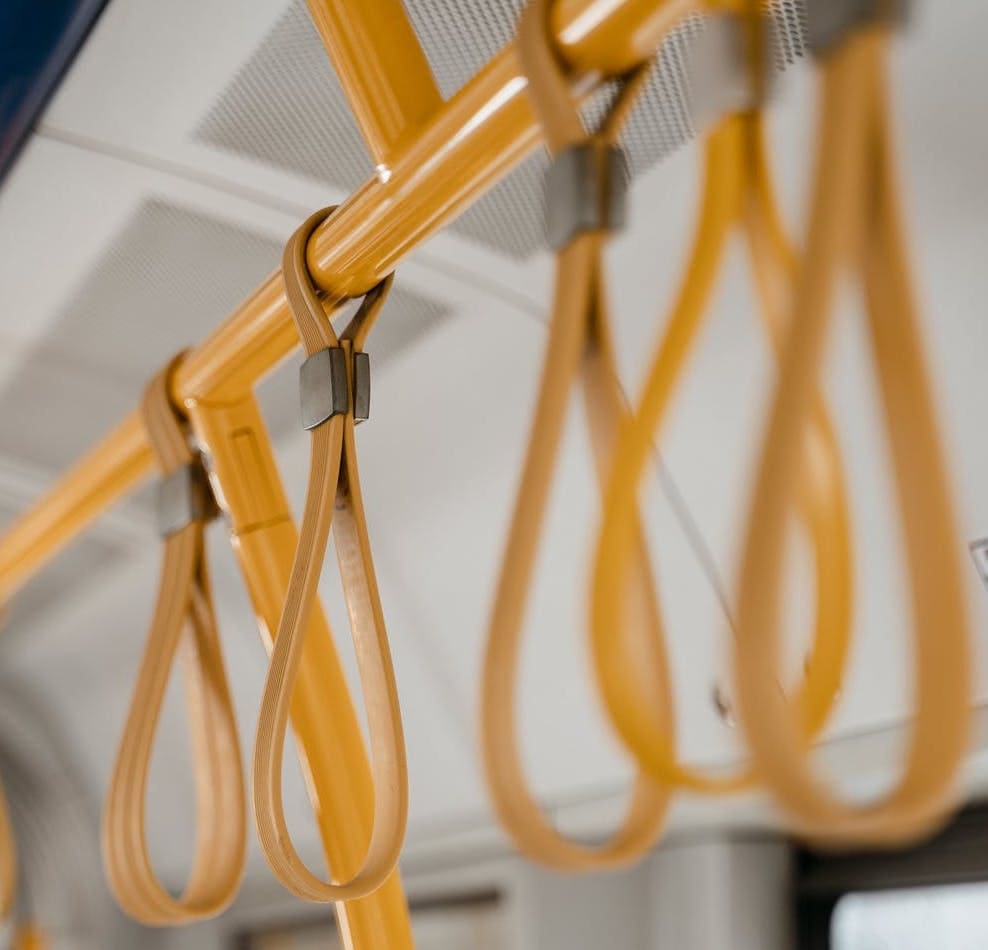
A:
[[304, 0, 442, 162], [0, 3, 695, 945], [0, 0, 696, 602]]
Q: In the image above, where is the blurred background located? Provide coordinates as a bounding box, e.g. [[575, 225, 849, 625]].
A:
[[0, 0, 986, 946]]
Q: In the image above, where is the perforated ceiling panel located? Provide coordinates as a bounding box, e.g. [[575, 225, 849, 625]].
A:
[[771, 0, 808, 66], [0, 499, 126, 637], [0, 195, 455, 472], [196, 0, 808, 260], [405, 0, 521, 98], [196, 2, 372, 193], [0, 199, 281, 471]]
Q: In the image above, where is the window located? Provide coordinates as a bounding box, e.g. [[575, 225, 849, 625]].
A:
[[796, 805, 988, 949], [833, 882, 988, 949]]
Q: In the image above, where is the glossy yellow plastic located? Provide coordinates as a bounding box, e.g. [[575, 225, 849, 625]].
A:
[[12, 926, 46, 950], [732, 29, 972, 848], [0, 781, 14, 922], [0, 5, 700, 947], [186, 394, 413, 949], [590, 2, 852, 793], [0, 0, 700, 607], [0, 415, 152, 603]]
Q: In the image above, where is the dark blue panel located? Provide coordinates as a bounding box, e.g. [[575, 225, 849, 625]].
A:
[[0, 0, 111, 185]]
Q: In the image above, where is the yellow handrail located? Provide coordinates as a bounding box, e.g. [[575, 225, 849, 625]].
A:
[[0, 0, 697, 603], [188, 394, 414, 945], [0, 4, 697, 945], [0, 780, 14, 923]]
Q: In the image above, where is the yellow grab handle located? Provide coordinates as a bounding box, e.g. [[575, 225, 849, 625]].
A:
[[102, 355, 246, 925], [479, 0, 674, 871], [12, 925, 46, 950], [732, 29, 972, 847], [590, 99, 852, 790], [252, 210, 409, 901], [0, 780, 14, 922]]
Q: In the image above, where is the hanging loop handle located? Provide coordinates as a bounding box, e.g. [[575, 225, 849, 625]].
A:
[[0, 779, 15, 923], [479, 0, 675, 872], [102, 352, 246, 925], [588, 0, 854, 794], [252, 207, 407, 902], [733, 26, 972, 848]]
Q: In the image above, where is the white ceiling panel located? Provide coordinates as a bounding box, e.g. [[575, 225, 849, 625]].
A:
[[37, 0, 546, 294]]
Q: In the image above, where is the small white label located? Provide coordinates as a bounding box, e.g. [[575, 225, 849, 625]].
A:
[[971, 539, 988, 591]]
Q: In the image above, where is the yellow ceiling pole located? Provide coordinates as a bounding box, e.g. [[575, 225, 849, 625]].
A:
[[0, 0, 697, 609], [175, 0, 699, 402], [304, 0, 442, 162], [187, 392, 413, 950], [0, 780, 15, 923], [11, 926, 46, 950], [0, 416, 152, 604]]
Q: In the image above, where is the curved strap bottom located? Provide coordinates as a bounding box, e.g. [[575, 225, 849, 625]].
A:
[[591, 110, 853, 793], [12, 924, 46, 950], [102, 356, 245, 925], [0, 779, 15, 922], [733, 30, 972, 848], [481, 235, 675, 870], [479, 0, 674, 872], [252, 208, 407, 902]]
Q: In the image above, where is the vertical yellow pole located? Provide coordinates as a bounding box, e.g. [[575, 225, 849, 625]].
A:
[[12, 926, 46, 950], [187, 394, 413, 949], [305, 0, 443, 163]]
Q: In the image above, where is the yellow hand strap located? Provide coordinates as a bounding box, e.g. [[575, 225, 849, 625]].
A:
[[0, 780, 14, 922], [252, 208, 408, 901], [12, 924, 46, 950], [479, 0, 674, 871], [0, 794, 46, 947], [732, 27, 972, 847], [102, 354, 246, 925], [590, 5, 853, 791]]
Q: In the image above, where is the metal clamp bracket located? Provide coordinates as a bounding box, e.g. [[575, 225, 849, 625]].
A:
[[299, 346, 372, 431], [545, 143, 629, 250], [686, 13, 777, 130], [807, 0, 911, 56], [352, 351, 371, 423], [156, 461, 218, 538]]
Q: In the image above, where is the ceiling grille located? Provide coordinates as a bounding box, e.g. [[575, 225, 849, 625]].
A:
[[0, 499, 125, 637], [0, 199, 281, 472], [195, 0, 807, 261]]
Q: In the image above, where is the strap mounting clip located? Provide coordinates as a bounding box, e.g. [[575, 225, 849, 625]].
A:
[[807, 0, 911, 56], [545, 143, 629, 250], [299, 346, 372, 430], [156, 461, 218, 538]]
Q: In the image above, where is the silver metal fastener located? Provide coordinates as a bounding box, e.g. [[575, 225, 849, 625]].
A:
[[807, 0, 911, 56], [300, 346, 349, 431], [156, 462, 218, 538], [545, 143, 629, 250]]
